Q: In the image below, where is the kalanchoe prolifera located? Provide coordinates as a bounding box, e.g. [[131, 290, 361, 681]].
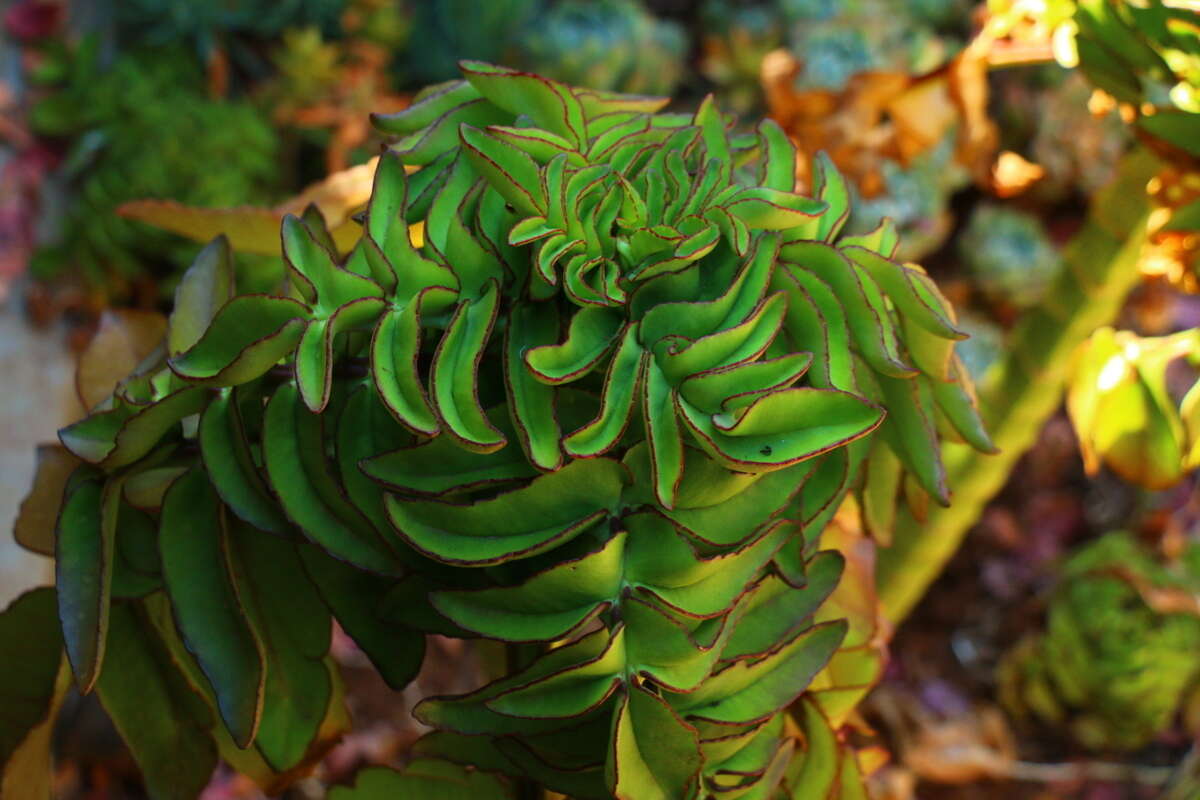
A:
[[10, 62, 993, 798]]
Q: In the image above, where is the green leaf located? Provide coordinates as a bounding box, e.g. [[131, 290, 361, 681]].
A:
[[415, 627, 616, 735], [484, 628, 626, 719], [430, 282, 507, 452], [262, 382, 399, 574], [678, 353, 811, 415], [779, 245, 914, 378], [59, 387, 209, 469], [809, 152, 850, 242], [622, 594, 730, 691], [432, 531, 625, 642], [111, 504, 162, 600], [928, 356, 996, 454], [168, 235, 234, 356], [786, 698, 840, 800], [295, 296, 387, 413], [874, 373, 950, 505], [391, 99, 513, 165], [461, 61, 586, 147], [644, 360, 684, 509], [371, 80, 482, 136], [282, 214, 383, 315], [169, 295, 310, 386], [96, 602, 218, 800], [371, 287, 457, 436], [198, 387, 290, 535], [525, 307, 625, 384], [842, 247, 963, 340], [658, 461, 814, 547], [651, 292, 788, 386], [721, 552, 843, 661], [225, 522, 334, 772], [55, 470, 114, 693], [491, 125, 585, 165], [679, 388, 883, 473], [628, 516, 792, 618], [385, 458, 625, 566], [860, 439, 903, 544], [297, 544, 424, 692], [159, 467, 265, 747], [639, 236, 777, 350], [774, 266, 854, 391], [0, 589, 65, 775], [564, 324, 646, 458], [505, 303, 564, 470], [334, 383, 413, 539], [330, 761, 515, 800], [756, 119, 795, 193], [363, 154, 460, 299], [606, 685, 703, 800], [667, 621, 847, 725], [726, 188, 825, 230], [362, 408, 533, 496], [461, 124, 547, 216]]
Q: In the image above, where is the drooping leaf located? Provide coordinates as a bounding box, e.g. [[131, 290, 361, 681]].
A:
[[607, 684, 703, 800], [330, 760, 515, 799], [55, 470, 114, 693], [159, 467, 265, 747], [169, 236, 235, 356], [0, 588, 65, 783], [96, 602, 219, 800], [386, 458, 625, 566]]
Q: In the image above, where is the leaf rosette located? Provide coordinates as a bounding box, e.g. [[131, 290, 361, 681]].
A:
[[6, 62, 992, 799]]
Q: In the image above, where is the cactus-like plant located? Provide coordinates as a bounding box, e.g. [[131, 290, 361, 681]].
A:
[[2, 63, 989, 798], [999, 531, 1200, 751], [513, 0, 688, 96], [699, 1, 785, 114], [28, 47, 281, 293], [957, 203, 1062, 310]]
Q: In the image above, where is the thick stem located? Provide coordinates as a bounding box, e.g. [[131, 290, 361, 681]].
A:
[[876, 151, 1160, 625]]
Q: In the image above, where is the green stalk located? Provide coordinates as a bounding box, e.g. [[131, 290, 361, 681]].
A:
[[876, 150, 1160, 624]]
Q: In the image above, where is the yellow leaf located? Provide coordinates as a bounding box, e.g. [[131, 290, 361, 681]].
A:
[[118, 158, 382, 256], [76, 309, 167, 410]]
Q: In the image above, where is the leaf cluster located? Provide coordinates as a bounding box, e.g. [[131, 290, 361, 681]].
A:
[[998, 531, 1200, 752], [3, 62, 989, 798]]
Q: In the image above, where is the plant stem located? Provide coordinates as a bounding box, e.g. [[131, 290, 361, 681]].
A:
[[876, 150, 1161, 625]]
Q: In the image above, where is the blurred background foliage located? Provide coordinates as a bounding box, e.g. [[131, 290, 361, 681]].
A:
[[1, 0, 1200, 798]]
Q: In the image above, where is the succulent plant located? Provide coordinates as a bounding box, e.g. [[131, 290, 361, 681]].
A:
[[953, 312, 1005, 388], [699, 0, 786, 114], [1064, 0, 1200, 161], [781, 0, 958, 91], [114, 0, 348, 60], [27, 48, 281, 293], [2, 62, 990, 798], [1068, 326, 1200, 490], [958, 203, 1062, 309], [845, 137, 970, 263], [513, 0, 688, 96], [400, 0, 541, 85], [1031, 71, 1130, 199], [999, 531, 1200, 752]]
